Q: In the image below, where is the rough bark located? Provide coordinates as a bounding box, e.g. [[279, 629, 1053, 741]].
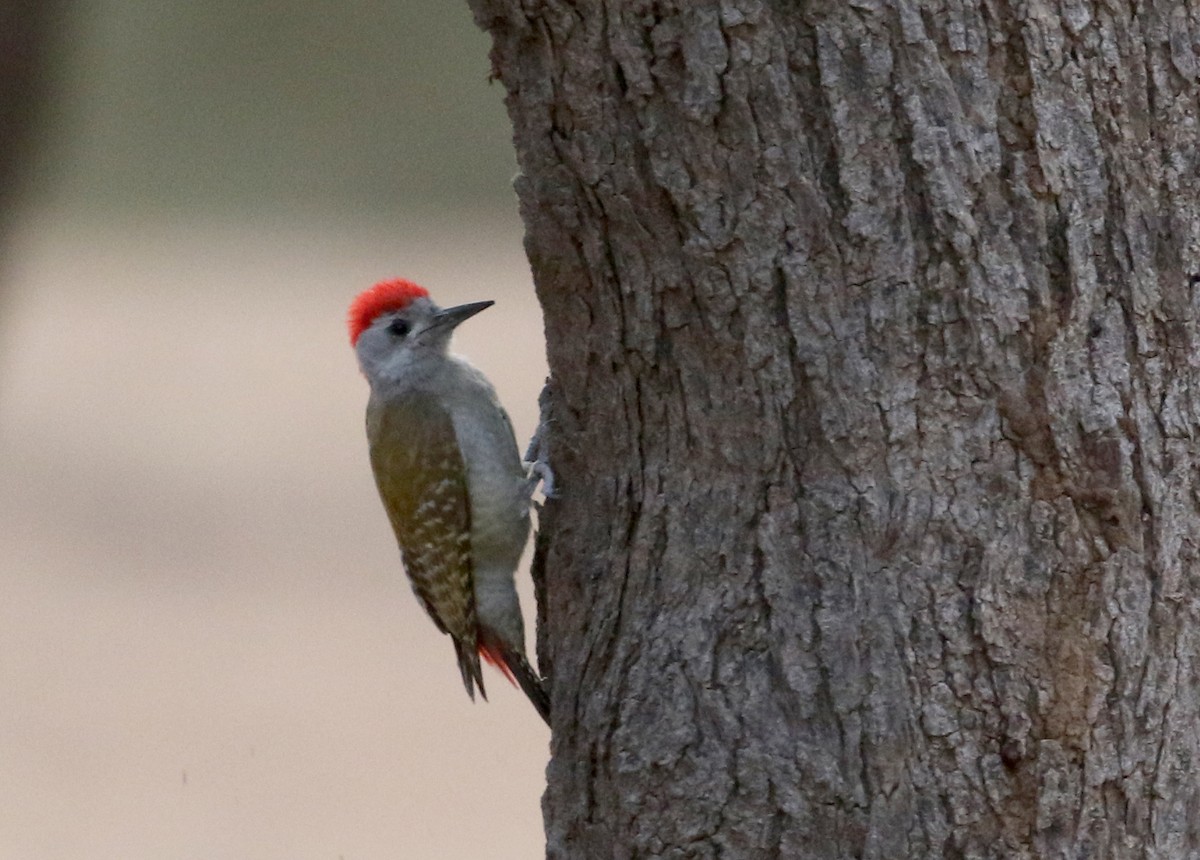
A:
[[470, 2, 1200, 857]]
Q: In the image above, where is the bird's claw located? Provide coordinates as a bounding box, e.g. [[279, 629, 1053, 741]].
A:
[[525, 379, 558, 499]]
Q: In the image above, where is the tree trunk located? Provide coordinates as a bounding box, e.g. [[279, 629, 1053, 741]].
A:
[[469, 2, 1200, 857]]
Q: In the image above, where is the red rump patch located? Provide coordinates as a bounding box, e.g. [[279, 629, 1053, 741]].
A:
[[478, 642, 518, 687], [347, 278, 430, 345]]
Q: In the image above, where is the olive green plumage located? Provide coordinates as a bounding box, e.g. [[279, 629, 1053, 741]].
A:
[[367, 390, 486, 699]]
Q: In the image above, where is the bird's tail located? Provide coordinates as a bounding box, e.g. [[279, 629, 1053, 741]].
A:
[[478, 631, 550, 725], [453, 636, 487, 702]]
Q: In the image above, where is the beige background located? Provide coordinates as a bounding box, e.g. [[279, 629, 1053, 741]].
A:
[[0, 211, 550, 858], [1, 3, 555, 857]]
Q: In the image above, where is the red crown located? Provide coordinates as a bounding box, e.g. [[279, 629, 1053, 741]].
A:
[[347, 278, 430, 346]]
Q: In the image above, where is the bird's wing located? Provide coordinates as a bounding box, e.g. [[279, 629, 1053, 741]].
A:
[[366, 392, 485, 698]]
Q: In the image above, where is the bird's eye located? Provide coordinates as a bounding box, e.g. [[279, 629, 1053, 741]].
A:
[[388, 318, 411, 338]]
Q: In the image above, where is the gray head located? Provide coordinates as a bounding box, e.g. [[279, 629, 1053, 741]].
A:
[[348, 279, 492, 385]]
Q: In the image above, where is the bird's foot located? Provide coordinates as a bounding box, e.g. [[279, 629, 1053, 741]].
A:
[[524, 378, 558, 499]]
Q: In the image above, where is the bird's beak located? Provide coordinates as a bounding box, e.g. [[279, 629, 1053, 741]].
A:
[[434, 300, 494, 329]]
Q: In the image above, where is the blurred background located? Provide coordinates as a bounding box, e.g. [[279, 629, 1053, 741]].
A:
[[0, 2, 549, 858]]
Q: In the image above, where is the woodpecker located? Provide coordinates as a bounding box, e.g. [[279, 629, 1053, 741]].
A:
[[348, 278, 549, 724]]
